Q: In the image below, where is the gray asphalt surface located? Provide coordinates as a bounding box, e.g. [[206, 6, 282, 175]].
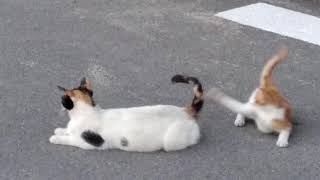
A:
[[1, 0, 320, 179]]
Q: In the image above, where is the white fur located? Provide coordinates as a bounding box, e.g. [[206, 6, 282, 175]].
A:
[[50, 101, 200, 152], [208, 88, 291, 147]]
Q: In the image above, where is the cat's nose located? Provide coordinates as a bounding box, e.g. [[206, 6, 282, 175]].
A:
[[61, 95, 74, 110]]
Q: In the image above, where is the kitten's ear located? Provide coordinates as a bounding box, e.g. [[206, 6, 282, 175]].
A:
[[57, 86, 66, 92], [80, 77, 92, 90]]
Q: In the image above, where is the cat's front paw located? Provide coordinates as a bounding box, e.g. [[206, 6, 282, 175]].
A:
[[49, 135, 60, 144], [276, 139, 289, 148], [234, 114, 245, 127]]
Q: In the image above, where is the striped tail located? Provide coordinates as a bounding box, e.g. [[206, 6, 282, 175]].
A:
[[260, 47, 288, 88], [171, 74, 204, 116]]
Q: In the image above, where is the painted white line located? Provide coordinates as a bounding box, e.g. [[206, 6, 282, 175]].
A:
[[216, 3, 320, 46]]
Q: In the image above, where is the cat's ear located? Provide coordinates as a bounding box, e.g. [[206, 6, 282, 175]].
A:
[[80, 77, 92, 90], [57, 85, 67, 92]]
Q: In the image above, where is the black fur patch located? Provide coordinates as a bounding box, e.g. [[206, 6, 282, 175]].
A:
[[192, 96, 204, 113], [171, 74, 187, 83], [171, 74, 204, 113], [81, 131, 105, 147], [57, 85, 66, 91], [61, 95, 74, 110], [78, 77, 93, 96], [171, 75, 203, 92], [120, 137, 129, 147]]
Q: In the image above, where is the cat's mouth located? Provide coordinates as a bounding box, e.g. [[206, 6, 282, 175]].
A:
[[61, 95, 74, 110]]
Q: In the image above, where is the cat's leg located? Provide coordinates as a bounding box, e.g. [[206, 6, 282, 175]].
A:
[[54, 128, 68, 135], [234, 114, 246, 127], [276, 128, 291, 147], [49, 135, 95, 150], [234, 90, 258, 127], [272, 119, 292, 147], [208, 88, 256, 119]]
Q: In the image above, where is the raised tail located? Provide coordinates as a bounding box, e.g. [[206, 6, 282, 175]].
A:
[[171, 74, 204, 116], [260, 47, 288, 88]]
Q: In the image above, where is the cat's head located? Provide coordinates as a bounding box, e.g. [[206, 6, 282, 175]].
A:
[[57, 78, 95, 110]]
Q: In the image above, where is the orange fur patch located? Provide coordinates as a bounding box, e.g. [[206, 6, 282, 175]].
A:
[[255, 72, 292, 131], [185, 105, 195, 116], [255, 48, 292, 131], [184, 105, 199, 119], [254, 47, 292, 131], [65, 89, 94, 106], [272, 118, 292, 132], [254, 85, 292, 131]]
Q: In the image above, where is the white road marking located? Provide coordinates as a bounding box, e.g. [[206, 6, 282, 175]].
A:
[[216, 3, 320, 46]]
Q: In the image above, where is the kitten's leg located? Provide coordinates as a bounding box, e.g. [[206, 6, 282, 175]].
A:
[[207, 88, 256, 118], [234, 114, 246, 127], [49, 135, 95, 150], [54, 128, 68, 135], [276, 129, 291, 148], [234, 90, 258, 127]]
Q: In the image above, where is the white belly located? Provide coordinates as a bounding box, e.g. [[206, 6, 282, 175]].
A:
[[254, 105, 285, 133], [99, 105, 197, 152]]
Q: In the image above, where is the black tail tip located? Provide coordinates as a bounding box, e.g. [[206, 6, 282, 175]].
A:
[[171, 74, 187, 83]]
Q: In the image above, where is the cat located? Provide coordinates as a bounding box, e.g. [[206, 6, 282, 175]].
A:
[[207, 48, 292, 147], [50, 75, 204, 152]]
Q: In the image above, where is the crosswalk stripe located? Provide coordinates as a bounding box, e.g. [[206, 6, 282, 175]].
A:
[[216, 3, 320, 46]]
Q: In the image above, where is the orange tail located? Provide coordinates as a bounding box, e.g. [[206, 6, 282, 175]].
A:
[[260, 47, 288, 88]]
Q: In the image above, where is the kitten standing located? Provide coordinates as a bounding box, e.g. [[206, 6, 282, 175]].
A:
[[50, 75, 204, 152], [207, 48, 292, 147]]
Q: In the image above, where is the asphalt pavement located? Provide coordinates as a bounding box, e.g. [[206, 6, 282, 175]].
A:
[[1, 0, 320, 179]]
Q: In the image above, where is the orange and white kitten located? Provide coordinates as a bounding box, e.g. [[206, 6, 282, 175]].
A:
[[207, 48, 292, 147]]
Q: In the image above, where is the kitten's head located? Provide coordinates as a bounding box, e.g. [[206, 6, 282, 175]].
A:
[[58, 78, 95, 110]]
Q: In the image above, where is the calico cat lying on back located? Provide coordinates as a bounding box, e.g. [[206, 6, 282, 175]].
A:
[[207, 48, 292, 147], [50, 75, 204, 152]]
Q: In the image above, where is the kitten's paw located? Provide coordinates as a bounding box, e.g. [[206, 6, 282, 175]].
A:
[[54, 128, 67, 135], [276, 140, 289, 148], [234, 119, 245, 127], [49, 135, 60, 144], [234, 115, 245, 127]]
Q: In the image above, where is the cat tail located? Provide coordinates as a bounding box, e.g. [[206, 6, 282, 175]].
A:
[[260, 47, 288, 88], [206, 88, 255, 117], [171, 74, 204, 116]]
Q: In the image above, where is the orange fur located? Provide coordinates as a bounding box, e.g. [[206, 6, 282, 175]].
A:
[[62, 79, 95, 106], [255, 47, 292, 130], [185, 105, 196, 117], [206, 47, 293, 147], [260, 47, 288, 88], [68, 90, 94, 106]]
